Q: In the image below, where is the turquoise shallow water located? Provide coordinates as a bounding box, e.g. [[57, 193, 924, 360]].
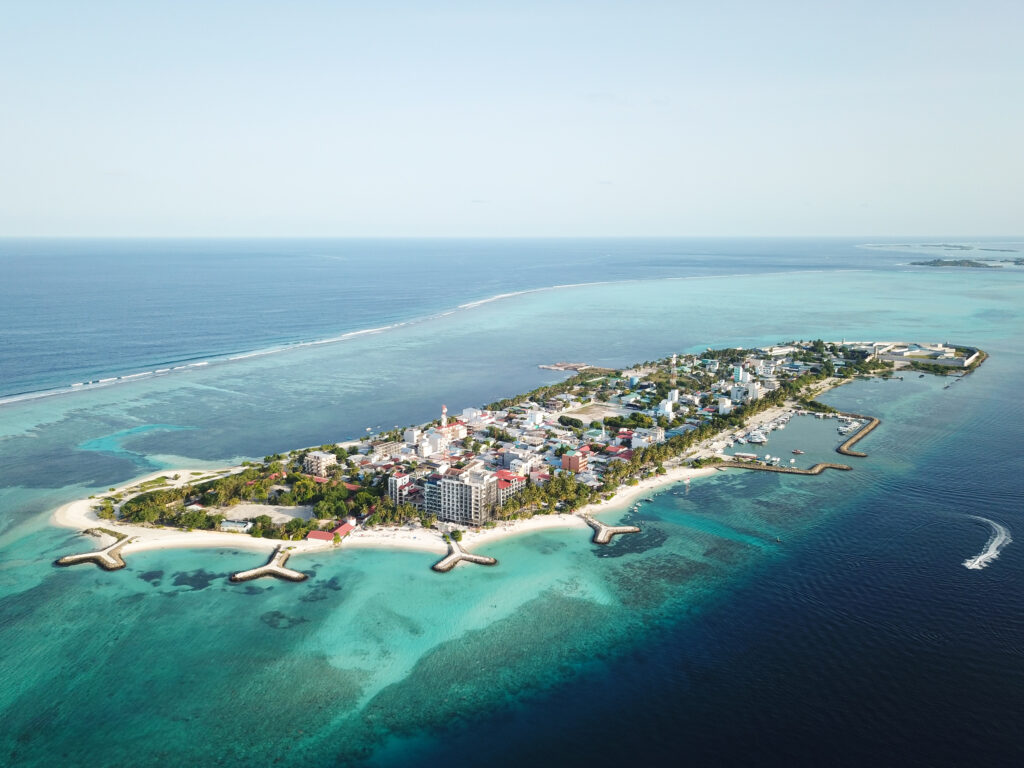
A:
[[1, 246, 1022, 766]]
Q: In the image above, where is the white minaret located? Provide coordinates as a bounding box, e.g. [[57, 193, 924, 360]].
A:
[[441, 404, 448, 428]]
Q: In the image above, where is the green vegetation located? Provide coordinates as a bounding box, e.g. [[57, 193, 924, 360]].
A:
[[603, 412, 654, 430], [798, 398, 837, 414], [364, 493, 435, 529], [113, 459, 380, 539], [909, 361, 961, 376], [486, 425, 515, 442], [95, 498, 116, 520], [484, 369, 612, 412], [85, 527, 127, 541]]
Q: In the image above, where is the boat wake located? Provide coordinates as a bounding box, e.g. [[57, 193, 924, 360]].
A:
[[963, 516, 1011, 570]]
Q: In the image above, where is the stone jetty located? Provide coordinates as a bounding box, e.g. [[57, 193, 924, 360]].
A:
[[432, 537, 497, 573], [583, 514, 641, 545], [55, 531, 133, 571], [836, 412, 881, 457], [229, 545, 307, 583], [728, 461, 852, 475]]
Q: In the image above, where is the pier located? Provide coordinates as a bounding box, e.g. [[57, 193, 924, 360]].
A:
[[836, 412, 881, 457], [229, 545, 308, 583], [583, 514, 641, 545], [432, 537, 497, 572], [55, 531, 133, 571], [728, 461, 852, 475]]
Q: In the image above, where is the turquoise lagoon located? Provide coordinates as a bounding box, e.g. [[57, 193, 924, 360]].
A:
[[0, 247, 1022, 766]]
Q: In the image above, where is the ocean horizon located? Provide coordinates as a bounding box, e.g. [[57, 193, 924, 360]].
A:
[[1, 237, 1022, 767]]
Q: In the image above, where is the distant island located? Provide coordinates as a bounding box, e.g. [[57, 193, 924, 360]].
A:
[[52, 340, 985, 581], [911, 259, 1001, 268]]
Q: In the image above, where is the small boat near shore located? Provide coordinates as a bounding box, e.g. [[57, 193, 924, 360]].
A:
[[792, 449, 805, 455]]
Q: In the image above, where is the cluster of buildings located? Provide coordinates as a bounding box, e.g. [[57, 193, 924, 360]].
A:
[[366, 351, 802, 526], [316, 340, 907, 528]]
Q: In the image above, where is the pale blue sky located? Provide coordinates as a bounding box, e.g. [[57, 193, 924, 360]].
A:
[[1, 0, 1021, 236]]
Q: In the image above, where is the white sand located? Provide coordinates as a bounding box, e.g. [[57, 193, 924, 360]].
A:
[[220, 503, 313, 524], [49, 399, 815, 559], [50, 465, 332, 557]]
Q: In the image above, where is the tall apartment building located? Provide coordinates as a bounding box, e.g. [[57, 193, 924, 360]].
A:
[[561, 449, 588, 473], [371, 441, 402, 462], [304, 451, 337, 476], [387, 472, 411, 504]]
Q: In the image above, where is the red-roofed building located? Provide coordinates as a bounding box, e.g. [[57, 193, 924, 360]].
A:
[[331, 522, 355, 538], [306, 530, 334, 542], [561, 450, 588, 473], [495, 470, 526, 505]]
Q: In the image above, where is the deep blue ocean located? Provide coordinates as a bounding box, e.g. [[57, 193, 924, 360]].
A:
[[0, 238, 1021, 767]]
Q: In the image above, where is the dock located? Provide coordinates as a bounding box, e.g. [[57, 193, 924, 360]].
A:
[[229, 545, 308, 583], [55, 532, 134, 571], [583, 514, 641, 545], [836, 412, 881, 457], [432, 537, 497, 572]]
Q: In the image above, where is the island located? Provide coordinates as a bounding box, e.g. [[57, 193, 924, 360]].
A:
[[52, 339, 985, 580], [910, 259, 1001, 268]]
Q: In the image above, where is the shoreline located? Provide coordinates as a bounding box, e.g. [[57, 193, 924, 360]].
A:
[[49, 461, 726, 560], [45, 373, 865, 563]]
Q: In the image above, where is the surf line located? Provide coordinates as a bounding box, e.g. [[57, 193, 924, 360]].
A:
[[963, 515, 1012, 570]]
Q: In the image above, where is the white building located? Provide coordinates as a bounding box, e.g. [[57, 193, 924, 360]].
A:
[[657, 399, 674, 417], [304, 451, 338, 476], [524, 410, 545, 429], [439, 463, 498, 526], [404, 427, 422, 445], [417, 430, 449, 457], [370, 441, 402, 462], [387, 472, 412, 504], [718, 397, 733, 415]]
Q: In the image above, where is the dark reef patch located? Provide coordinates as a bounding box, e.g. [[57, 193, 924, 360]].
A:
[[260, 610, 309, 629], [300, 576, 345, 602], [170, 569, 225, 591], [138, 569, 163, 585]]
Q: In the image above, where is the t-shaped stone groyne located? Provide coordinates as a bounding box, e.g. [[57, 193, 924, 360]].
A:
[[583, 514, 641, 544], [229, 545, 308, 583], [432, 537, 497, 572], [55, 531, 134, 571]]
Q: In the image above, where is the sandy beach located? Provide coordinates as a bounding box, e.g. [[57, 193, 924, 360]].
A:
[[48, 393, 826, 560], [49, 459, 727, 560], [50, 466, 334, 557]]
